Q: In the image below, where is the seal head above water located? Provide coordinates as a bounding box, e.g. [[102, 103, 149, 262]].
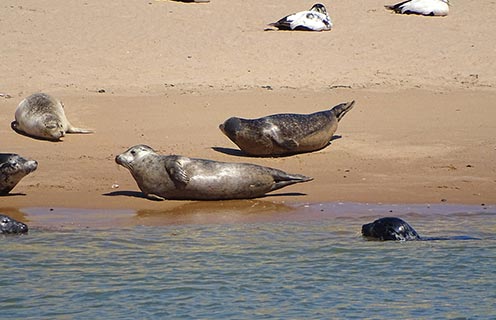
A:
[[115, 144, 313, 200], [11, 93, 93, 141], [362, 217, 421, 241], [219, 101, 354, 157], [0, 153, 38, 195], [0, 214, 28, 234]]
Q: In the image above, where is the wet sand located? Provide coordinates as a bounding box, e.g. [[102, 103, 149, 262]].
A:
[[1, 1, 495, 226]]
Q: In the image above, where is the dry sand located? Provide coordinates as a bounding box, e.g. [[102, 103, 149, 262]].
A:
[[1, 0, 495, 222]]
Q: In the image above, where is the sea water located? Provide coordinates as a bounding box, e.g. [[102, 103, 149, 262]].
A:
[[1, 203, 495, 319]]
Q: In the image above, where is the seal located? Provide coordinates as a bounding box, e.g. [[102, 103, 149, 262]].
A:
[[361, 217, 480, 241], [219, 101, 354, 157], [115, 144, 313, 200], [362, 217, 421, 241], [385, 0, 449, 16], [0, 153, 38, 195], [268, 3, 333, 31], [11, 92, 93, 141], [0, 214, 28, 234]]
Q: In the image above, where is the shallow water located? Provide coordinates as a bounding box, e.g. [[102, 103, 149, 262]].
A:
[[2, 202, 495, 319]]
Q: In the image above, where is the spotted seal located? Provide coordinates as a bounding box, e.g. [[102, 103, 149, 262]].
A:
[[362, 217, 479, 241], [115, 145, 313, 200], [219, 101, 354, 157], [11, 93, 93, 141], [268, 3, 333, 31], [0, 153, 38, 195], [385, 0, 449, 16], [0, 214, 28, 234]]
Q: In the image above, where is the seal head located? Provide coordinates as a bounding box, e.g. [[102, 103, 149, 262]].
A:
[[362, 217, 421, 241], [0, 214, 28, 234], [0, 153, 38, 194]]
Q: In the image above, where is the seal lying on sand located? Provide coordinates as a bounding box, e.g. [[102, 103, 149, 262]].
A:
[[268, 3, 332, 31], [0, 214, 28, 234], [0, 153, 38, 195], [362, 217, 479, 241], [11, 93, 93, 141], [115, 145, 313, 200], [219, 101, 354, 157], [385, 0, 449, 16]]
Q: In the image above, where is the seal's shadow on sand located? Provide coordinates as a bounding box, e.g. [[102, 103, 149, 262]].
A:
[[103, 190, 307, 200], [0, 193, 27, 197], [213, 135, 342, 157]]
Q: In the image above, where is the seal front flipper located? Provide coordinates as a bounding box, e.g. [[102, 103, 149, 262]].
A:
[[264, 124, 299, 151], [164, 156, 190, 188]]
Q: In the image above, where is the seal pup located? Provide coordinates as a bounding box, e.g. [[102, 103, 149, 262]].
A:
[[11, 93, 93, 141], [219, 101, 354, 157], [0, 214, 28, 234], [385, 0, 449, 16], [115, 145, 313, 200], [0, 153, 38, 195], [268, 3, 333, 31]]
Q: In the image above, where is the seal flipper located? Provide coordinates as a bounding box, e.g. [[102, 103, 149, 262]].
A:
[[331, 100, 355, 121], [66, 125, 94, 134], [270, 171, 313, 192], [164, 156, 190, 188], [264, 123, 299, 150]]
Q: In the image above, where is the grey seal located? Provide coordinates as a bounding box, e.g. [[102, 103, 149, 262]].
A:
[[0, 214, 28, 234], [115, 145, 313, 200], [362, 217, 480, 241], [219, 101, 354, 157], [268, 3, 333, 31], [11, 93, 93, 141], [0, 153, 38, 195]]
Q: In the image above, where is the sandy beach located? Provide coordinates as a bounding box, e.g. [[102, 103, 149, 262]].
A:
[[1, 0, 495, 218]]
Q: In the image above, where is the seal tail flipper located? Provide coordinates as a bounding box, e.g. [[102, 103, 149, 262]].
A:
[[66, 126, 94, 134], [331, 100, 355, 121], [270, 172, 313, 192]]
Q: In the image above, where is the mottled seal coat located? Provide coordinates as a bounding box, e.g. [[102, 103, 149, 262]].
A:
[[115, 145, 313, 200], [268, 3, 333, 31], [11, 93, 93, 141], [0, 153, 38, 195], [385, 0, 449, 16], [219, 101, 354, 157], [0, 214, 28, 234]]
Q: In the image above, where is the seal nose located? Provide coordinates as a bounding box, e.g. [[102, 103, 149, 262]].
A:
[[19, 223, 28, 233]]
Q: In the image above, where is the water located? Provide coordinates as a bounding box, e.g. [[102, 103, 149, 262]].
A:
[[1, 203, 495, 319]]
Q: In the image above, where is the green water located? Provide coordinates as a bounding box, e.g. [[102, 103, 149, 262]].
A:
[[1, 203, 495, 319]]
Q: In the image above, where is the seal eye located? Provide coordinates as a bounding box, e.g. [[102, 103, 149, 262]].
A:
[[130, 150, 136, 156], [1, 218, 9, 224]]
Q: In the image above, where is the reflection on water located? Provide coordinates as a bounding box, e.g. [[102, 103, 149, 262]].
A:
[[1, 203, 495, 319]]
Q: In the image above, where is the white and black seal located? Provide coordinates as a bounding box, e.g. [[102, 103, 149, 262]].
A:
[[0, 153, 38, 195], [268, 3, 333, 31], [11, 93, 93, 141], [219, 101, 354, 157], [115, 145, 313, 200], [0, 214, 28, 234], [385, 0, 449, 16]]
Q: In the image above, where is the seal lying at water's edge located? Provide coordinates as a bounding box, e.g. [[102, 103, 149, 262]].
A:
[[385, 0, 449, 16], [0, 214, 28, 234], [115, 145, 313, 200], [11, 93, 93, 141], [219, 101, 354, 157], [362, 217, 480, 241], [268, 3, 333, 31], [0, 153, 38, 195]]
